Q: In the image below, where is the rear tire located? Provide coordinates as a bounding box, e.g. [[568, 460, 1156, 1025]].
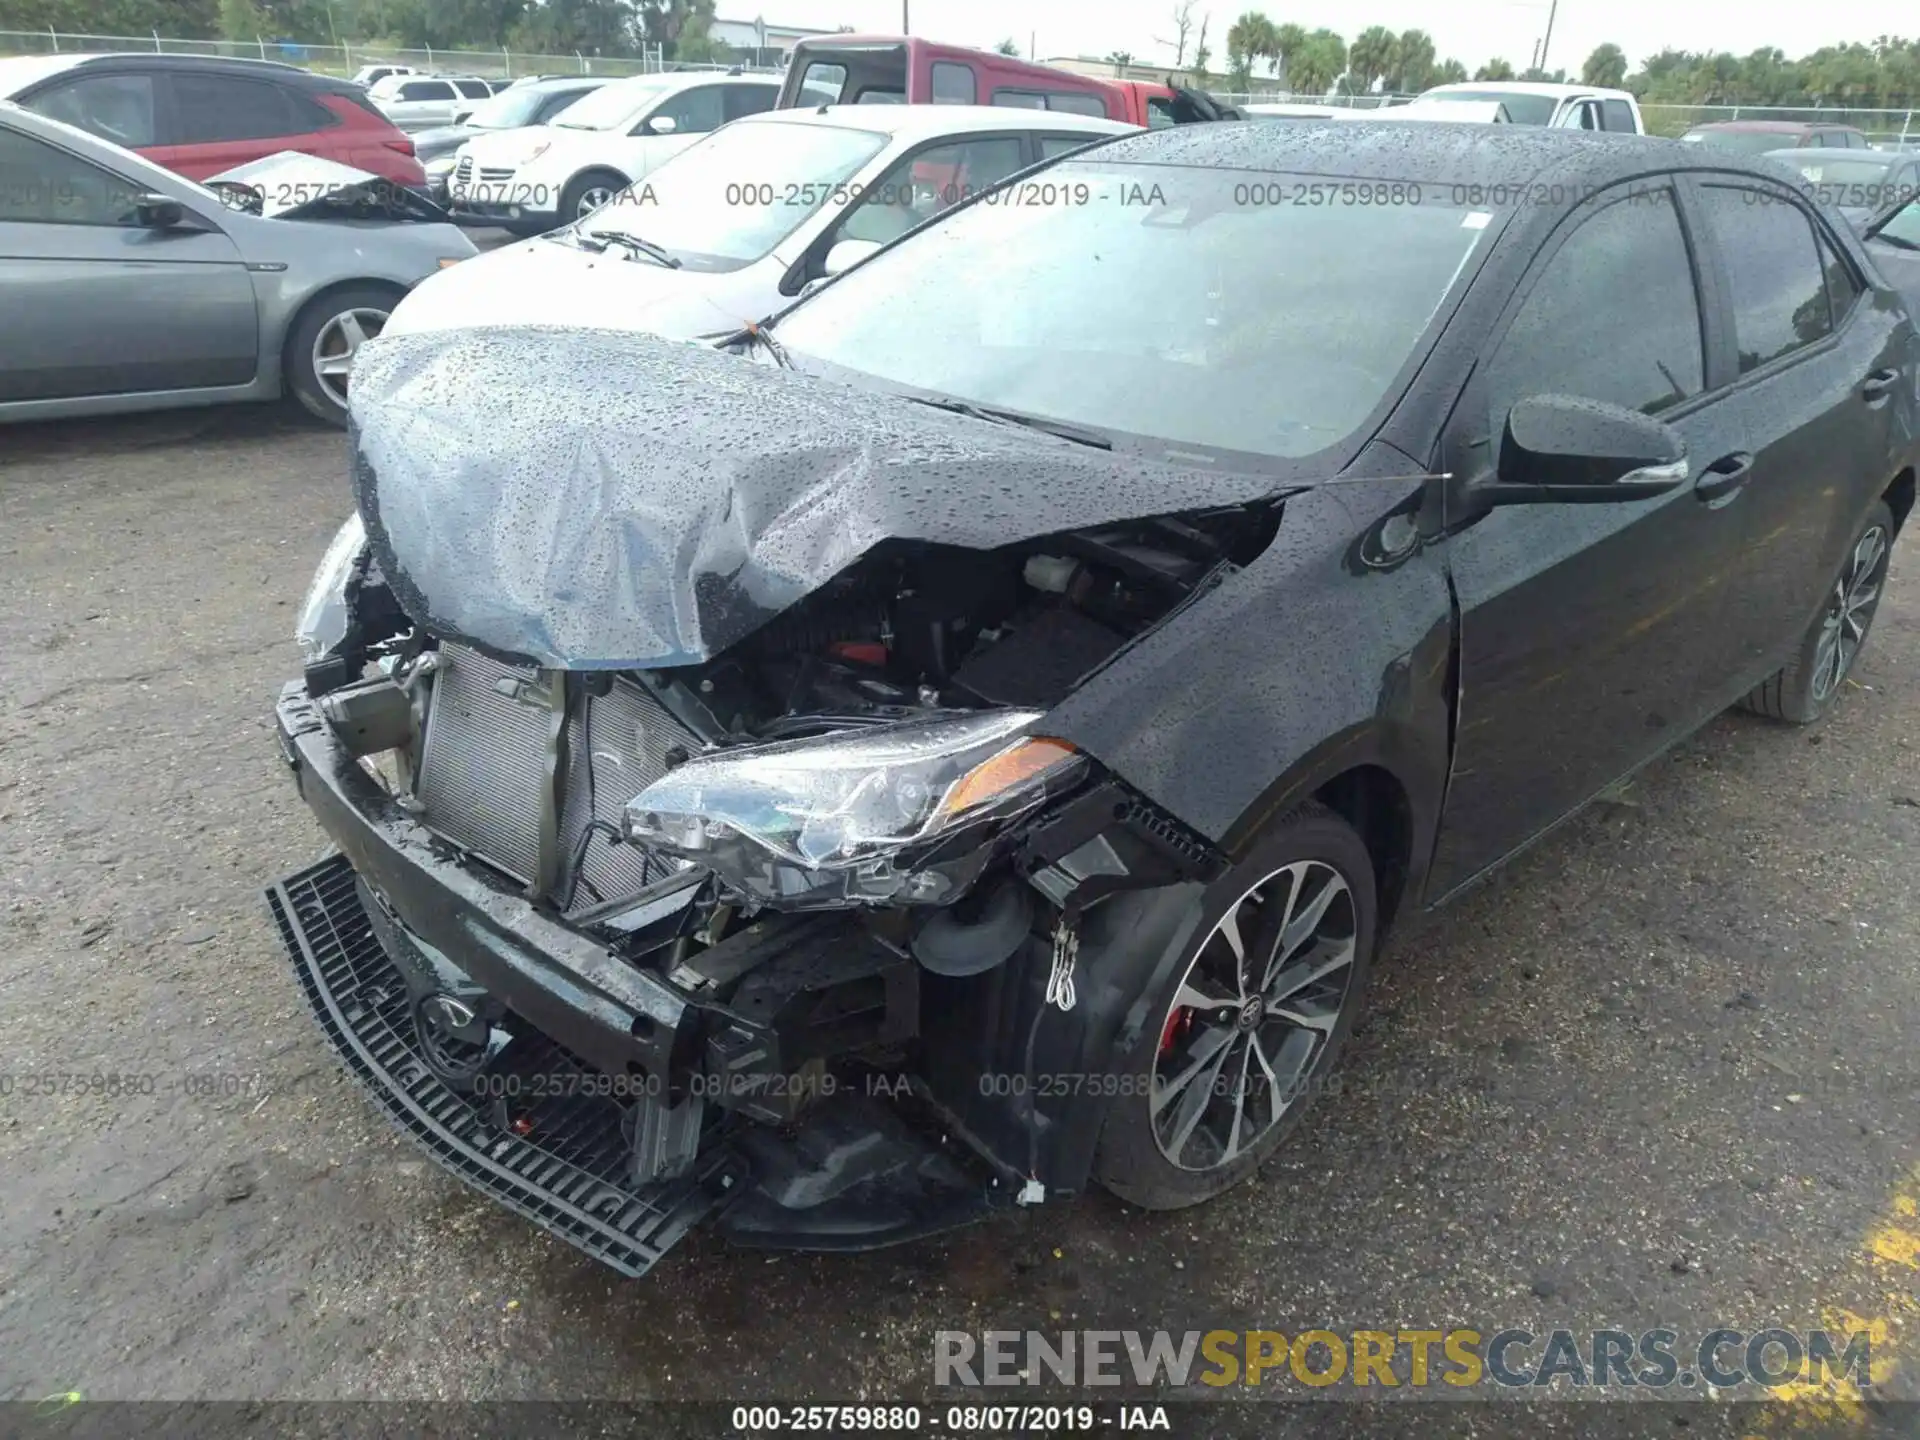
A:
[[1739, 500, 1894, 724], [1092, 802, 1376, 1211], [284, 283, 403, 427]]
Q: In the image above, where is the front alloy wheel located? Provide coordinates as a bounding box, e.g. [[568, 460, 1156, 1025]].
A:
[[1151, 860, 1358, 1171], [285, 283, 403, 427], [1094, 803, 1377, 1210]]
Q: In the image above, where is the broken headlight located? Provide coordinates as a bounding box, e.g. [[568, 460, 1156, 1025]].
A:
[[296, 512, 368, 664], [623, 710, 1087, 908]]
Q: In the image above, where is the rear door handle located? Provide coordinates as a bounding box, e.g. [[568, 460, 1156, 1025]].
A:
[[1695, 452, 1754, 503], [1862, 368, 1900, 403]]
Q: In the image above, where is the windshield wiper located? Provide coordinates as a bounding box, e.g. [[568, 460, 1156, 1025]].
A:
[[578, 228, 681, 268], [904, 396, 1112, 450], [1872, 228, 1920, 250], [716, 322, 792, 368]]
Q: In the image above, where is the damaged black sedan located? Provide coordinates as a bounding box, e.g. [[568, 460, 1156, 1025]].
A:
[[267, 123, 1917, 1275]]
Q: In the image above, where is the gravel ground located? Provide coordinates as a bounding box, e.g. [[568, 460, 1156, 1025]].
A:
[[0, 405, 1916, 1435]]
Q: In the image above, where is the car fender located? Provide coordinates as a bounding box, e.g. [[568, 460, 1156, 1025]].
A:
[[1043, 460, 1456, 895]]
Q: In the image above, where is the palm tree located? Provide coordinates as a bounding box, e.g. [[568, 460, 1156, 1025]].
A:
[[1393, 28, 1436, 92], [1347, 24, 1397, 93], [995, 38, 1020, 56], [1474, 57, 1516, 82], [1225, 10, 1277, 87]]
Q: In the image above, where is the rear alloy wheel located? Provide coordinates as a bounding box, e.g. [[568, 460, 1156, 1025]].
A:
[[1741, 500, 1894, 724], [285, 285, 401, 426], [1093, 803, 1376, 1210]]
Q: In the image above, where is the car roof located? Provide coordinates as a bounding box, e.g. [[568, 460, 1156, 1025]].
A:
[[1690, 119, 1853, 133], [1089, 120, 1800, 191], [732, 103, 1137, 138], [0, 50, 359, 94], [1422, 80, 1635, 101]]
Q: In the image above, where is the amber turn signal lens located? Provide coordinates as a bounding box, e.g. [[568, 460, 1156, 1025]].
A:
[[934, 737, 1079, 824]]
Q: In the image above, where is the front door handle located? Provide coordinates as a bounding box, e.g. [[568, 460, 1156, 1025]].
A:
[[1862, 368, 1900, 404], [1695, 451, 1754, 503]]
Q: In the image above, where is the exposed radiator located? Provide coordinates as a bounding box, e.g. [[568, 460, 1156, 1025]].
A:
[[412, 646, 694, 911], [558, 676, 692, 913]]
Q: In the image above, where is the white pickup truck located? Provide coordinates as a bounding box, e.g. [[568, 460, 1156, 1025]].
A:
[[1414, 81, 1644, 134]]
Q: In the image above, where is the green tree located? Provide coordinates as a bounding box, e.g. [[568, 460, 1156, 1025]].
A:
[[1289, 27, 1344, 95], [1107, 49, 1134, 66], [1346, 23, 1396, 92], [1434, 56, 1467, 84], [1224, 9, 1276, 88], [1473, 57, 1516, 81], [1582, 42, 1627, 87], [218, 0, 262, 38], [994, 37, 1019, 56], [1392, 27, 1435, 91], [1271, 20, 1303, 80]]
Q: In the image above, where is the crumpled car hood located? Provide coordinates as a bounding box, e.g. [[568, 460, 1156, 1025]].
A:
[[349, 325, 1289, 669], [207, 152, 447, 222]]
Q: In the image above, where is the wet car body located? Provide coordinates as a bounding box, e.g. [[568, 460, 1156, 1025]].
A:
[[268, 124, 1920, 1274]]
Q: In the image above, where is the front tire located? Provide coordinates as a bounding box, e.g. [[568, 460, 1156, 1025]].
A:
[[560, 168, 627, 226], [1740, 500, 1894, 724], [284, 284, 403, 427], [1092, 803, 1376, 1210]]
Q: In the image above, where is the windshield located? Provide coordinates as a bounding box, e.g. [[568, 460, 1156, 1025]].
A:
[[465, 85, 568, 128], [774, 161, 1492, 461], [583, 120, 888, 271], [554, 79, 672, 130], [1423, 89, 1555, 124], [1682, 128, 1796, 154]]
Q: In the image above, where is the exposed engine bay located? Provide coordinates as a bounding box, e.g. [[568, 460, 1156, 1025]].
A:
[[290, 505, 1256, 1204]]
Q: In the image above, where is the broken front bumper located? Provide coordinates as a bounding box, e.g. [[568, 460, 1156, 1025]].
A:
[[267, 681, 995, 1276]]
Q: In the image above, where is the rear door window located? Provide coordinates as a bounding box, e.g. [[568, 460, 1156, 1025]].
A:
[[1040, 132, 1103, 159], [1696, 184, 1834, 371], [454, 79, 491, 99], [26, 72, 157, 148], [169, 74, 308, 143], [931, 62, 976, 104], [1602, 98, 1634, 132], [399, 80, 454, 102]]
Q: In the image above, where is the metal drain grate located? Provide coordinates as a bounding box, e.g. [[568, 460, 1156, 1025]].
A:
[[266, 854, 731, 1276]]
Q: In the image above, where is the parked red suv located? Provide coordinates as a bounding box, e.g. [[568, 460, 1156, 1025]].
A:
[[0, 53, 426, 188]]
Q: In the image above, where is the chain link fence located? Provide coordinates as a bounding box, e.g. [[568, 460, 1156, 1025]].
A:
[[1640, 103, 1919, 144], [0, 28, 780, 80]]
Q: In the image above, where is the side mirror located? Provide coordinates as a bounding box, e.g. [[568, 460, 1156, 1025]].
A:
[[644, 113, 678, 134], [1487, 394, 1688, 505], [822, 237, 881, 277], [134, 192, 185, 229]]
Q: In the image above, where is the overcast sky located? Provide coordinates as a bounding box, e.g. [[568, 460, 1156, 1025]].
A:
[[737, 0, 1888, 78]]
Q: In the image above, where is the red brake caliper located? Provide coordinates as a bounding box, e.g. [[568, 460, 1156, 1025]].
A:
[[1159, 1005, 1193, 1057]]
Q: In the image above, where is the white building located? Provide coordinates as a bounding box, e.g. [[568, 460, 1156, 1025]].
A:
[[709, 16, 845, 67]]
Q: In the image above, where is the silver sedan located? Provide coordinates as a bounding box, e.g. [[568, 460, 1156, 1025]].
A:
[[0, 99, 478, 426]]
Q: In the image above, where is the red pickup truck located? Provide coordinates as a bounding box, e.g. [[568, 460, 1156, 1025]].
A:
[[774, 37, 1236, 128]]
